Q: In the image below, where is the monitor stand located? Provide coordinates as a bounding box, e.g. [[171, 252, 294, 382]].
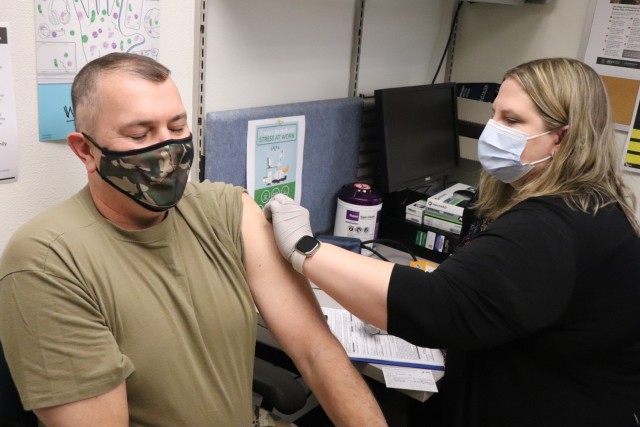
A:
[[381, 188, 430, 219]]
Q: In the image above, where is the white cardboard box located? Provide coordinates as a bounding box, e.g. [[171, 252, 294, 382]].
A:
[[406, 199, 428, 217], [424, 183, 476, 224], [422, 215, 462, 235], [405, 213, 423, 225]]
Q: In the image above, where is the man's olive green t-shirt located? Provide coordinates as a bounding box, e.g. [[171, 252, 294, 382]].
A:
[[0, 181, 257, 426]]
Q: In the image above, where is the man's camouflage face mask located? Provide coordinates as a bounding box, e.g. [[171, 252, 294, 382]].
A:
[[82, 132, 194, 212]]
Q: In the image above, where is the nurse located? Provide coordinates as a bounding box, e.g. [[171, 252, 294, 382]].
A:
[[264, 57, 640, 426]]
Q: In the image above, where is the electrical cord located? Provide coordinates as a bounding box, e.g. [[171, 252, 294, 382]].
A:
[[440, 174, 450, 191], [360, 244, 389, 262], [431, 1, 464, 85], [360, 238, 418, 262]]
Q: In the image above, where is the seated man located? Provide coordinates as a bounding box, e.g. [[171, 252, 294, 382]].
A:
[[0, 53, 386, 426]]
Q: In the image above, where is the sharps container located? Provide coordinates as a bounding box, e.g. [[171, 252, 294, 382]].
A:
[[333, 183, 383, 256]]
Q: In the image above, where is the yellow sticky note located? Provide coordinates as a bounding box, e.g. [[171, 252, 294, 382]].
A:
[[409, 260, 438, 272]]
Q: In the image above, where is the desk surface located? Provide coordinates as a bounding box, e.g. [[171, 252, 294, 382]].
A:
[[256, 244, 443, 402]]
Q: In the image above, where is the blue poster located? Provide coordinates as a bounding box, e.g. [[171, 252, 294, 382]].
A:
[[37, 83, 74, 141]]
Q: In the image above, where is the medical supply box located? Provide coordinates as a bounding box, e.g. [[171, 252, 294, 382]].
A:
[[423, 183, 476, 235], [405, 199, 428, 225]]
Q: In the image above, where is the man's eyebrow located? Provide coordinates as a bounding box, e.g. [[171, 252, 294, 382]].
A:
[[121, 113, 188, 129], [169, 113, 188, 123]]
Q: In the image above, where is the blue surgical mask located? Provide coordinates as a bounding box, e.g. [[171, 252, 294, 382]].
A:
[[477, 119, 553, 183]]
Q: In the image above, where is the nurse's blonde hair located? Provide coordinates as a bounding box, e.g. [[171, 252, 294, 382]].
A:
[[473, 57, 640, 235]]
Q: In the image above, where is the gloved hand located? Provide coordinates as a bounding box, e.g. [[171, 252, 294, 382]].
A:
[[263, 194, 313, 261]]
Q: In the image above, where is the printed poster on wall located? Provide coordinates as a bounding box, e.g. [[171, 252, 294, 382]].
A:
[[34, 0, 161, 141], [0, 23, 19, 184], [583, 0, 640, 129], [246, 116, 305, 208], [622, 89, 640, 174]]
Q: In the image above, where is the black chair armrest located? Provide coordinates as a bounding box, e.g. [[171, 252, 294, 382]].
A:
[[253, 357, 307, 415]]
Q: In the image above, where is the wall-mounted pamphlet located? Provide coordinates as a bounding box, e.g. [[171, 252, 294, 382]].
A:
[[583, 0, 640, 129], [246, 116, 305, 208], [0, 23, 19, 184], [34, 0, 161, 141]]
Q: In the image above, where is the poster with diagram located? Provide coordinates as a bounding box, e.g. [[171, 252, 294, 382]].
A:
[[246, 116, 305, 209], [35, 0, 160, 141]]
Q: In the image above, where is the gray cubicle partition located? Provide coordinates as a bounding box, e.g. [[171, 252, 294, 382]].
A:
[[203, 97, 363, 235]]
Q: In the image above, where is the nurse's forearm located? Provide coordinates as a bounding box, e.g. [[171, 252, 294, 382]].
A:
[[302, 243, 394, 330]]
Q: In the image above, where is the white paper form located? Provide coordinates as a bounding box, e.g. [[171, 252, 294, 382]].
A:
[[381, 366, 439, 392], [322, 307, 445, 370], [0, 23, 19, 184]]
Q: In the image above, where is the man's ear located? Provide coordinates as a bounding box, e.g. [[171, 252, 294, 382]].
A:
[[68, 132, 98, 173]]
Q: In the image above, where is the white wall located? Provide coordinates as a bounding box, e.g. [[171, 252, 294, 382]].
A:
[[0, 2, 197, 251], [204, 0, 355, 111], [204, 0, 456, 111], [452, 0, 640, 216], [355, 0, 456, 95]]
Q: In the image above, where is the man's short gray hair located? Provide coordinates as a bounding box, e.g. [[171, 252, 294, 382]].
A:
[[71, 53, 171, 133]]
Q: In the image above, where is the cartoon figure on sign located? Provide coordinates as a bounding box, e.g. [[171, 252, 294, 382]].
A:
[[262, 149, 288, 185]]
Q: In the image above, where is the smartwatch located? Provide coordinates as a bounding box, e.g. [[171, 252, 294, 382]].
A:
[[291, 235, 321, 274]]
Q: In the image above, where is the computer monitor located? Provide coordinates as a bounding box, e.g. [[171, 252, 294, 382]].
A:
[[374, 83, 460, 194]]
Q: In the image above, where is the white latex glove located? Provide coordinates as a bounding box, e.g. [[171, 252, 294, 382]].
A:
[[263, 194, 313, 261]]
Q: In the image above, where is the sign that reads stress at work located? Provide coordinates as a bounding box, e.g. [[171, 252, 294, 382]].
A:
[[246, 115, 306, 208]]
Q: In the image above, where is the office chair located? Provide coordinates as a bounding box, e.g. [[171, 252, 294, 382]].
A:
[[253, 357, 308, 415], [0, 344, 306, 426], [0, 344, 37, 427]]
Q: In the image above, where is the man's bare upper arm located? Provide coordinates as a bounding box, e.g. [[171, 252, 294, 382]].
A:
[[240, 194, 337, 356]]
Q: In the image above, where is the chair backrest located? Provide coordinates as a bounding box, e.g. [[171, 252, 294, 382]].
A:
[[0, 344, 38, 427]]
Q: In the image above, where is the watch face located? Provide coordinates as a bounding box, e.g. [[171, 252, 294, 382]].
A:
[[296, 235, 320, 254]]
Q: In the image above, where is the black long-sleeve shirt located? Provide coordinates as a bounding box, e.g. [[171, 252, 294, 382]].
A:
[[388, 196, 640, 426]]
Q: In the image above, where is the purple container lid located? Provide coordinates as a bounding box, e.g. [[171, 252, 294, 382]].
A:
[[337, 182, 383, 206]]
